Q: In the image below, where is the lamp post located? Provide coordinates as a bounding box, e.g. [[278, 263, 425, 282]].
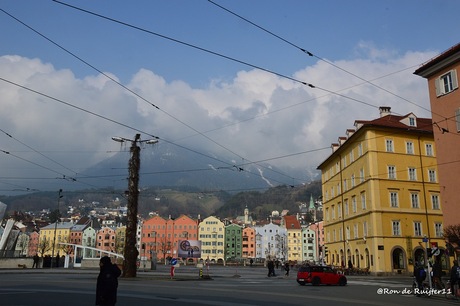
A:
[[112, 134, 158, 278], [51, 189, 63, 268]]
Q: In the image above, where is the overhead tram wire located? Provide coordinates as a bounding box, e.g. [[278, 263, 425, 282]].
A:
[[2, 7, 304, 187], [0, 127, 78, 175], [207, 0, 439, 119], [4, 6, 453, 188], [0, 77, 303, 187]]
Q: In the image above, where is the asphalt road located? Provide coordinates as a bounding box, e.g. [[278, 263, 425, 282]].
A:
[[0, 265, 458, 306]]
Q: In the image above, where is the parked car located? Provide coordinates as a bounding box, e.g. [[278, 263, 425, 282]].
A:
[[297, 265, 347, 286]]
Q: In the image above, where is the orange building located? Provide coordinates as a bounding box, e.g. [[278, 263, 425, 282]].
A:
[[242, 227, 256, 260], [96, 227, 116, 255], [414, 43, 460, 228], [141, 215, 198, 261]]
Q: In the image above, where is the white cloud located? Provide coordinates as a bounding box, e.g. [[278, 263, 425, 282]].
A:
[[0, 46, 438, 192]]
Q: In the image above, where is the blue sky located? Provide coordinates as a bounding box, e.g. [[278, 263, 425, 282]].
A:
[[0, 0, 459, 194]]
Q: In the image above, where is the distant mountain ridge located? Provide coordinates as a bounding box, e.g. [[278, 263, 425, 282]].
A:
[[80, 142, 317, 193]]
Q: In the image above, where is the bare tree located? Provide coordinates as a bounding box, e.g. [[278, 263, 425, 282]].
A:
[[444, 224, 460, 245], [37, 238, 51, 257]]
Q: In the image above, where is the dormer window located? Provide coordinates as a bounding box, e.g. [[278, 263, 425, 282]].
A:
[[409, 117, 416, 126]]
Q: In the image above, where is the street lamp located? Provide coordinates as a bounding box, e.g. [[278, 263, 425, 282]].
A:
[[51, 189, 63, 268], [112, 134, 158, 278]]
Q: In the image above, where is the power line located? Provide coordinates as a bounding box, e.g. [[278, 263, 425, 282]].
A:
[[1, 7, 304, 187], [207, 0, 440, 119]]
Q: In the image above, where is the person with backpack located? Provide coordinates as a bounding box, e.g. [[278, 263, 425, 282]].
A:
[[413, 262, 426, 295], [450, 260, 460, 297]]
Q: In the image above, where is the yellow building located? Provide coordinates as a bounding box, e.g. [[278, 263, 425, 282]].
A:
[[281, 215, 303, 263], [317, 107, 445, 275], [39, 222, 74, 256], [198, 216, 225, 263]]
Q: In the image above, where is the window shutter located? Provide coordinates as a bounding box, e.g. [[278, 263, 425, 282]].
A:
[[456, 108, 460, 132], [451, 69, 458, 90], [435, 77, 441, 96]]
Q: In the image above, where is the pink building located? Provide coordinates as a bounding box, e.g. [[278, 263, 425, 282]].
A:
[[141, 215, 198, 261], [414, 43, 460, 229], [96, 227, 116, 254]]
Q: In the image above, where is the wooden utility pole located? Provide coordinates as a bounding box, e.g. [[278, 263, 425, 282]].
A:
[[112, 133, 158, 278], [123, 134, 141, 278]]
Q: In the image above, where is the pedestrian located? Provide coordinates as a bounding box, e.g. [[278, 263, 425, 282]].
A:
[[347, 259, 353, 274], [249, 258, 253, 267], [96, 256, 121, 306], [267, 260, 275, 277], [32, 253, 40, 268], [432, 258, 442, 289], [170, 257, 178, 279], [450, 260, 459, 297], [284, 261, 290, 276], [413, 262, 426, 296]]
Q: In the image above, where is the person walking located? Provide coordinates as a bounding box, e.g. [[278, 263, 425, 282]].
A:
[[96, 256, 121, 306], [284, 261, 290, 277], [32, 253, 40, 268], [450, 260, 459, 298], [413, 262, 426, 296], [267, 260, 275, 277]]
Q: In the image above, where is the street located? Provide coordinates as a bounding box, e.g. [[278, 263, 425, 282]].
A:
[[0, 265, 458, 306]]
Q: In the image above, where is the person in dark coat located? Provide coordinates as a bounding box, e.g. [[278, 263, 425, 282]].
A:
[[96, 256, 121, 306], [413, 262, 426, 295], [267, 260, 275, 277], [32, 253, 40, 268], [450, 261, 459, 297], [284, 261, 290, 276]]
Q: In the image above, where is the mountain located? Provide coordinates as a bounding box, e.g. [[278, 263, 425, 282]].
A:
[[79, 142, 317, 193]]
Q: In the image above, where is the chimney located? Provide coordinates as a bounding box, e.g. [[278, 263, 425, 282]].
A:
[[379, 106, 391, 117]]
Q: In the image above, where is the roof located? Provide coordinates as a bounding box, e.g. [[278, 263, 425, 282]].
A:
[[283, 215, 301, 230], [317, 112, 433, 169], [356, 114, 433, 133], [414, 43, 460, 77]]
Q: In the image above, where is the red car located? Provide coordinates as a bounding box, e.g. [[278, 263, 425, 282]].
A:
[[297, 265, 347, 286]]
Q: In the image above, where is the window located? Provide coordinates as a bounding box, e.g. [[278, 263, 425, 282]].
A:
[[363, 221, 368, 238], [406, 141, 414, 154], [350, 150, 354, 163], [360, 168, 365, 183], [388, 166, 396, 179], [344, 199, 349, 216], [346, 226, 350, 240], [331, 205, 335, 219], [351, 174, 355, 187], [343, 179, 347, 191], [436, 70, 458, 96], [428, 169, 436, 182], [435, 223, 443, 238], [456, 108, 460, 132], [408, 168, 417, 181], [326, 208, 329, 221], [337, 204, 342, 219], [414, 222, 422, 236], [431, 194, 440, 210], [409, 117, 416, 127], [390, 192, 398, 207], [425, 143, 433, 156], [392, 221, 401, 236], [411, 193, 419, 208], [354, 224, 358, 239], [358, 143, 363, 157], [361, 192, 366, 210], [352, 196, 357, 213], [386, 139, 394, 152]]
